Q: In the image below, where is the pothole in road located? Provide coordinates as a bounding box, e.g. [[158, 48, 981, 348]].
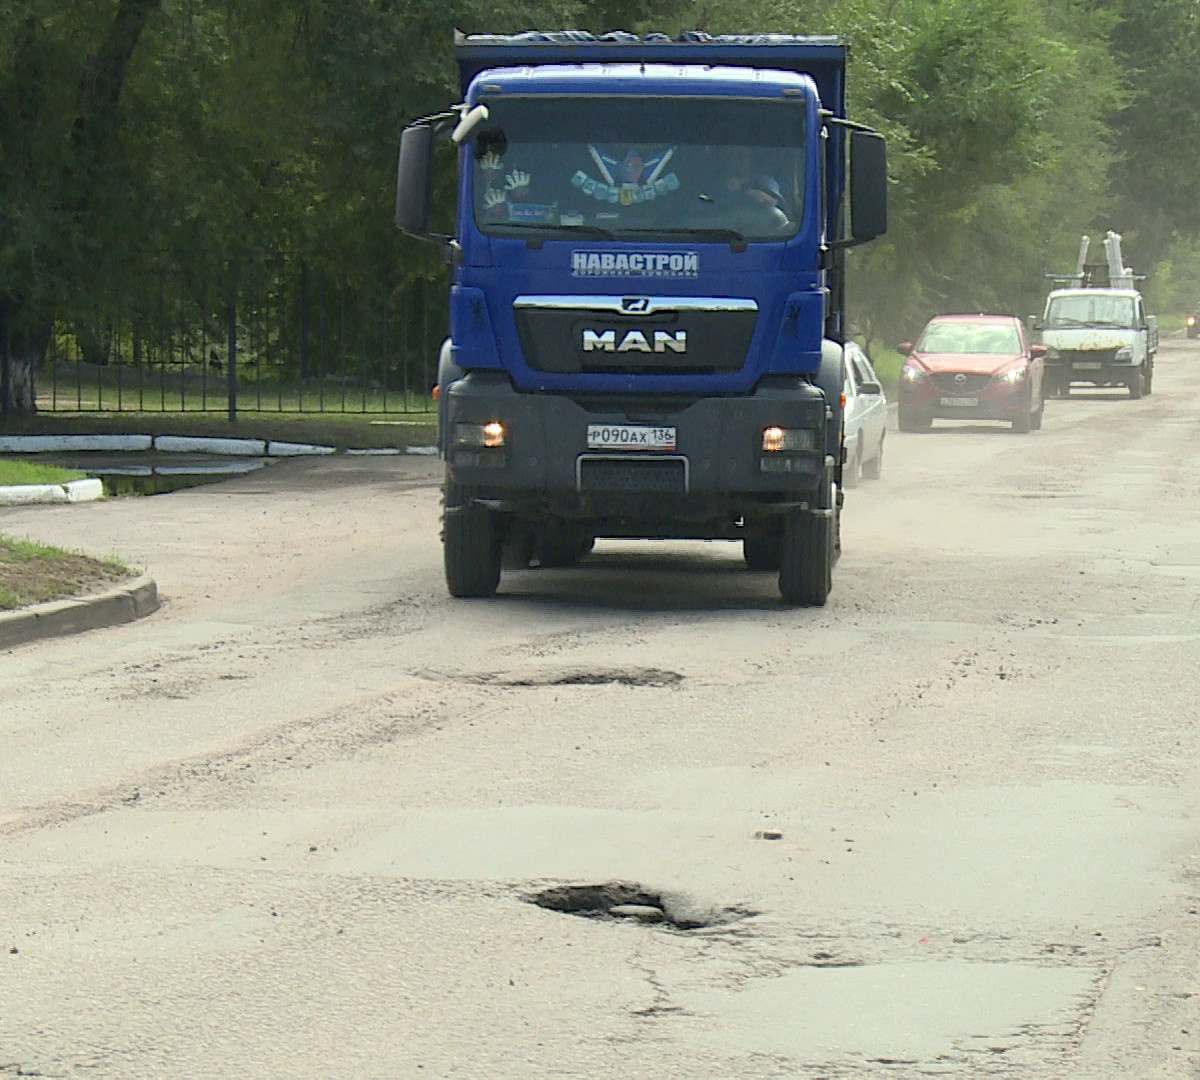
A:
[[479, 667, 683, 688], [526, 881, 755, 930]]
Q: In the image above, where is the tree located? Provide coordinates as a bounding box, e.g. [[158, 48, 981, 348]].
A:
[[1105, 0, 1200, 270], [0, 0, 162, 415]]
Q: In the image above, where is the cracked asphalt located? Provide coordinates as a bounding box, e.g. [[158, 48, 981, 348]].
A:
[[2, 339, 1200, 1077]]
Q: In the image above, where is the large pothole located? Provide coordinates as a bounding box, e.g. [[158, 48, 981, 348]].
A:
[[483, 667, 683, 688], [526, 881, 755, 930]]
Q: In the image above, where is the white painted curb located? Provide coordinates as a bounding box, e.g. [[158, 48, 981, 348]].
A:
[[0, 478, 105, 506], [0, 434, 384, 457], [0, 434, 152, 453], [154, 435, 266, 455], [266, 441, 336, 456]]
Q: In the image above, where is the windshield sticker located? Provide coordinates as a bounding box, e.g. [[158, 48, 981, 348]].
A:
[[571, 145, 681, 206], [571, 251, 699, 279]]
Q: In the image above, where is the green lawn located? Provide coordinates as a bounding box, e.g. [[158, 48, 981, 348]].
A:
[[0, 460, 88, 486]]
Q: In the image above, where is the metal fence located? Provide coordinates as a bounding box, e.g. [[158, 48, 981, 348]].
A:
[[36, 260, 444, 418]]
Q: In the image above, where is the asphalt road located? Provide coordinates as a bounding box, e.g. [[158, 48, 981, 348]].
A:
[[3, 339, 1200, 1078]]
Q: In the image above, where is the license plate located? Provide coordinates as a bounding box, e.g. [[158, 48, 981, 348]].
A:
[[1074, 361, 1102, 370], [940, 397, 978, 407], [586, 424, 676, 451]]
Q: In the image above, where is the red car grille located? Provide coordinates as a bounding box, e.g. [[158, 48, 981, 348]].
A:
[[930, 373, 992, 394]]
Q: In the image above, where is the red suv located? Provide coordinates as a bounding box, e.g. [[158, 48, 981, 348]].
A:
[[897, 314, 1046, 433]]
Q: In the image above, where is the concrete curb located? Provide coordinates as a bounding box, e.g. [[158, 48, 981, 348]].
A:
[[0, 433, 435, 456], [0, 574, 160, 650], [0, 478, 105, 506]]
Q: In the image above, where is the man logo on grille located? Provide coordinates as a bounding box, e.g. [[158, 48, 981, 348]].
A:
[[582, 329, 687, 353]]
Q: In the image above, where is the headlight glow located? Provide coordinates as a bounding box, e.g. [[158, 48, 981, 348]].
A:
[[454, 421, 507, 449], [999, 366, 1028, 383], [762, 426, 817, 452], [901, 365, 925, 382]]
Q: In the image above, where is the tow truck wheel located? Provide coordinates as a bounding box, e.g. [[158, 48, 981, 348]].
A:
[[443, 483, 502, 597], [779, 505, 832, 606]]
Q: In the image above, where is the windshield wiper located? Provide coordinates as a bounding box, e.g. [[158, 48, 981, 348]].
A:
[[1088, 320, 1134, 328], [618, 226, 749, 250], [554, 223, 617, 239], [1049, 317, 1087, 327], [490, 223, 616, 242]]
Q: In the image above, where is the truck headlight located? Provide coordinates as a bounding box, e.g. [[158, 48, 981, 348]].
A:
[[762, 426, 817, 452], [1115, 346, 1133, 361], [453, 420, 506, 449], [1043, 347, 1060, 360], [761, 426, 819, 474]]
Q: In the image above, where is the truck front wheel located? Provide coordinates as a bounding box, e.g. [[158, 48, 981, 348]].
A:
[[1128, 366, 1145, 400], [443, 483, 502, 597], [779, 505, 832, 606]]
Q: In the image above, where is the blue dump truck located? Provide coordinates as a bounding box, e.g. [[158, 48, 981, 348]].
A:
[[395, 31, 887, 604]]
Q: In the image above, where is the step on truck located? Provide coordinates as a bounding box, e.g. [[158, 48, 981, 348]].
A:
[[395, 30, 888, 604]]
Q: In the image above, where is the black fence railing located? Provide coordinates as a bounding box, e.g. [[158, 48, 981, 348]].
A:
[[35, 260, 444, 417]]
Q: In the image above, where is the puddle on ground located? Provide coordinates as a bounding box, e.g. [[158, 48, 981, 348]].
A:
[[97, 460, 269, 495]]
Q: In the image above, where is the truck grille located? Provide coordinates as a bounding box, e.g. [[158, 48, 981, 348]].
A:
[[515, 297, 757, 375], [578, 456, 687, 493]]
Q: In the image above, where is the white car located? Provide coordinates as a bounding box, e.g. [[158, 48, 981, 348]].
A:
[[842, 342, 887, 486]]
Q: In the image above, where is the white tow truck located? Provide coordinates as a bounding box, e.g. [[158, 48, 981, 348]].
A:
[[1038, 232, 1157, 399]]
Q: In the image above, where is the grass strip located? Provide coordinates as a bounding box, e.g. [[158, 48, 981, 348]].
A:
[[0, 534, 135, 611]]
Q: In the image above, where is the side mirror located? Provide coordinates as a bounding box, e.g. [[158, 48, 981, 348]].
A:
[[897, 342, 914, 355], [848, 130, 887, 243], [395, 122, 436, 238], [1031, 344, 1046, 357], [858, 380, 882, 395]]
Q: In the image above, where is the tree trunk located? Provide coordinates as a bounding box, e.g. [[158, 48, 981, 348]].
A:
[[0, 299, 49, 416], [6, 354, 38, 415]]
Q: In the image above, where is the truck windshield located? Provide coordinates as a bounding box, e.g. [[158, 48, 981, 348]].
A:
[[469, 96, 806, 242], [1046, 295, 1135, 328]]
